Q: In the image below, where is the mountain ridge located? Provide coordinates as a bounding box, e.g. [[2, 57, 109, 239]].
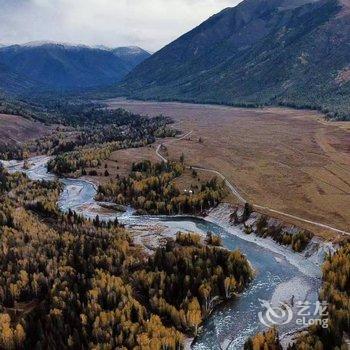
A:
[[118, 0, 350, 120], [0, 42, 151, 96]]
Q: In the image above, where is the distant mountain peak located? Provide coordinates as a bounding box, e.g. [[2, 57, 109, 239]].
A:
[[20, 41, 90, 49], [113, 46, 151, 54], [112, 46, 152, 67], [90, 44, 151, 54]]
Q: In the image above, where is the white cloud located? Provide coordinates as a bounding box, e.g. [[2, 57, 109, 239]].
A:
[[0, 0, 242, 51]]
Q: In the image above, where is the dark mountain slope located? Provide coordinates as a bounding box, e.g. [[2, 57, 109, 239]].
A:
[[0, 64, 37, 95], [120, 0, 350, 120], [0, 43, 150, 95]]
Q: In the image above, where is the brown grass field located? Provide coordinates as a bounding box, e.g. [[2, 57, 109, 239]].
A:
[[0, 114, 49, 146], [87, 143, 218, 196], [105, 99, 350, 240], [89, 144, 164, 185]]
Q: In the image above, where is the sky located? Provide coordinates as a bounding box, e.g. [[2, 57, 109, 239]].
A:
[[0, 0, 242, 52]]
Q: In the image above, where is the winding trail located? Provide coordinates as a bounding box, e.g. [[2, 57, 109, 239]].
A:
[[156, 130, 193, 163], [253, 205, 350, 236], [156, 144, 168, 163], [190, 166, 246, 204], [156, 131, 350, 237]]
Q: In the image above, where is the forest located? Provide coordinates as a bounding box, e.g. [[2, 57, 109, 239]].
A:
[[1, 99, 348, 350], [0, 164, 252, 349], [244, 328, 282, 350], [96, 160, 227, 215], [232, 204, 314, 253], [252, 215, 313, 253], [0, 104, 177, 162]]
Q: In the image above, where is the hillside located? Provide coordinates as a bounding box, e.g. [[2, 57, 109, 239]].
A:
[[0, 42, 150, 95], [119, 0, 350, 120], [0, 113, 50, 147], [0, 64, 37, 95]]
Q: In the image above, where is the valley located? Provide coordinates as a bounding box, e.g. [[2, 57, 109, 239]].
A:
[[0, 0, 349, 348], [1, 97, 347, 349], [2, 155, 323, 350], [106, 99, 350, 239]]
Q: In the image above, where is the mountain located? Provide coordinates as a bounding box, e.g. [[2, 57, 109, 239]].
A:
[[120, 0, 350, 120], [93, 45, 151, 67], [0, 42, 151, 96], [112, 47, 151, 67]]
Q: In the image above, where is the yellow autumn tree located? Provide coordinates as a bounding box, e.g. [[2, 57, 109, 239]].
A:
[[186, 298, 202, 335]]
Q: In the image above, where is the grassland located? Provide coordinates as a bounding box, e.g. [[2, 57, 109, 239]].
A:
[[0, 114, 50, 146], [105, 99, 350, 240]]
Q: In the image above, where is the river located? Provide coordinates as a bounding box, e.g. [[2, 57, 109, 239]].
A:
[[1, 156, 324, 349]]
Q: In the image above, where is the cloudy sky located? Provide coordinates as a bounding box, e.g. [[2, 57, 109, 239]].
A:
[[0, 0, 242, 52]]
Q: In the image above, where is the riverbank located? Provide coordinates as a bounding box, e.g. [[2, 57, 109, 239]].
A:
[[206, 203, 333, 278]]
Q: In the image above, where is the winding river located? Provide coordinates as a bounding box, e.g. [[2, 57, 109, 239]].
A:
[[2, 156, 324, 349]]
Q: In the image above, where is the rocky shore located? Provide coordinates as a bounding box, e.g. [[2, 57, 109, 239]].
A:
[[206, 203, 335, 278]]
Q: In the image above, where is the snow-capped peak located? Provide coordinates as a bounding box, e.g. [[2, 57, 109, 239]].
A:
[[21, 41, 90, 49]]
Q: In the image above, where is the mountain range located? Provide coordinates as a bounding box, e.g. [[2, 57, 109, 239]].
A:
[[0, 42, 151, 95], [119, 0, 350, 120]]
